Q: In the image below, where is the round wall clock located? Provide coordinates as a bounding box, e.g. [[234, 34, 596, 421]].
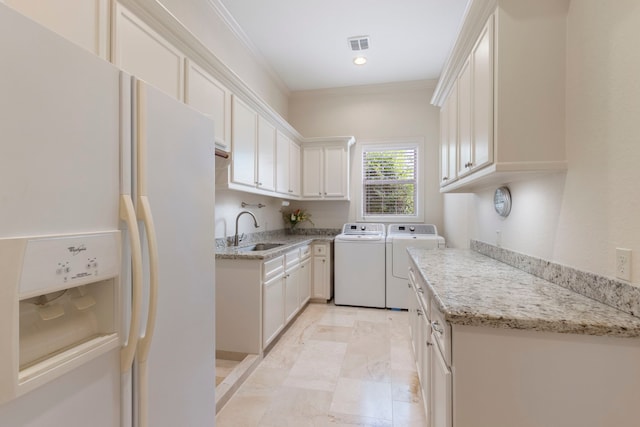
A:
[[494, 186, 512, 217]]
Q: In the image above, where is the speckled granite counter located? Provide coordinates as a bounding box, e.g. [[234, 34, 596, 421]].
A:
[[408, 248, 640, 337], [216, 235, 334, 260]]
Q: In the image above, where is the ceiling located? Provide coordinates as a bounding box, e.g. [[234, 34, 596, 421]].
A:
[[215, 0, 470, 92]]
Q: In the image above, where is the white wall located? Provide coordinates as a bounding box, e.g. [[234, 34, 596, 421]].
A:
[[445, 0, 640, 284], [288, 80, 444, 231], [156, 0, 289, 117], [214, 188, 289, 241]]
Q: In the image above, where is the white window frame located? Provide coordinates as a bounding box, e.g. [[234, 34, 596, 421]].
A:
[[356, 138, 424, 223]]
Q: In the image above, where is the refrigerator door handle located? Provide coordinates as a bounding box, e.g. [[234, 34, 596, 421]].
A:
[[135, 195, 159, 427], [119, 194, 144, 373], [136, 194, 159, 362]]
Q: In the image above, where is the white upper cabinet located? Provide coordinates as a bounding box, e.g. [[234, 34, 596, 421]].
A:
[[231, 95, 258, 187], [440, 82, 458, 187], [113, 3, 184, 101], [302, 146, 323, 198], [289, 141, 301, 197], [185, 59, 231, 151], [5, 0, 109, 59], [257, 115, 276, 192], [302, 138, 353, 200], [434, 1, 568, 192], [275, 131, 300, 198]]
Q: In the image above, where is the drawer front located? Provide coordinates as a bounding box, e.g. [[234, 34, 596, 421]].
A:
[[313, 243, 327, 256], [263, 255, 284, 281], [300, 245, 311, 260], [285, 249, 300, 269], [430, 300, 451, 366]]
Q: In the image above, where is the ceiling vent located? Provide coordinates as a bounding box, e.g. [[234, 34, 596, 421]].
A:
[[348, 36, 370, 51]]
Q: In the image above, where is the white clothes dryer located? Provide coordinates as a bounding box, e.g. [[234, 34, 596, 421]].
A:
[[334, 223, 386, 308], [385, 224, 445, 309]]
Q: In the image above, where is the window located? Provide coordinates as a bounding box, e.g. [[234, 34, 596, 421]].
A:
[[362, 144, 418, 218]]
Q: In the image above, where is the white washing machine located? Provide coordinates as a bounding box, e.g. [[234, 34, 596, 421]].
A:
[[386, 224, 445, 309], [334, 223, 386, 308]]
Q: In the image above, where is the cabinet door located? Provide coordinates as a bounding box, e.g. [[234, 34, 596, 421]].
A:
[[471, 14, 494, 172], [257, 115, 276, 191], [439, 101, 450, 186], [298, 258, 311, 306], [263, 274, 284, 348], [312, 255, 328, 299], [185, 60, 231, 151], [6, 0, 109, 59], [457, 57, 472, 177], [284, 265, 299, 323], [324, 146, 348, 199], [421, 317, 433, 422], [231, 95, 257, 187], [302, 145, 323, 198], [289, 141, 301, 197], [447, 82, 458, 183], [113, 3, 184, 100], [431, 346, 452, 427], [275, 131, 290, 194]]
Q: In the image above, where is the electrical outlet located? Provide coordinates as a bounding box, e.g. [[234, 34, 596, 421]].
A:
[[616, 248, 632, 281]]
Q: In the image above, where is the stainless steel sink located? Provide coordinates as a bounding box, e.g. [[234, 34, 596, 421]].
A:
[[237, 242, 284, 252]]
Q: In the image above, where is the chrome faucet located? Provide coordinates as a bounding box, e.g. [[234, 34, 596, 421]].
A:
[[234, 210, 259, 246]]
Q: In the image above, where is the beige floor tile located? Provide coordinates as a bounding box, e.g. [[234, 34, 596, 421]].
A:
[[390, 369, 422, 403], [237, 365, 289, 397], [391, 400, 428, 426], [340, 348, 391, 382], [327, 413, 393, 426], [309, 324, 354, 343], [257, 386, 334, 427], [283, 340, 348, 391], [329, 377, 393, 420], [216, 395, 272, 427], [217, 303, 427, 427]]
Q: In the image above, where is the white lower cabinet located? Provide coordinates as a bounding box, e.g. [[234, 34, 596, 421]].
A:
[[299, 254, 311, 306], [430, 342, 452, 427], [284, 264, 299, 324], [409, 257, 640, 427], [311, 242, 332, 301], [262, 273, 284, 348]]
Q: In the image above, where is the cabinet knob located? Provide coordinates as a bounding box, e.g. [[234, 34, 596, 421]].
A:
[[417, 287, 424, 294], [417, 309, 423, 316], [288, 189, 293, 193], [442, 177, 448, 181], [426, 340, 433, 347], [318, 192, 322, 195], [431, 320, 444, 334]]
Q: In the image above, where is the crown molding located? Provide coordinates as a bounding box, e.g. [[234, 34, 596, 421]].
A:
[[290, 79, 438, 99], [206, 0, 291, 97]]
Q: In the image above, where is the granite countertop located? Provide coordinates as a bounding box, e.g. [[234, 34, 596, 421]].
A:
[[216, 235, 334, 260], [408, 248, 640, 338]]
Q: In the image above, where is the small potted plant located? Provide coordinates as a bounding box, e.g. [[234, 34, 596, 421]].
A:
[[282, 208, 314, 230]]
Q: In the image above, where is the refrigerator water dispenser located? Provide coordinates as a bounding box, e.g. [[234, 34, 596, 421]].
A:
[[0, 232, 121, 403]]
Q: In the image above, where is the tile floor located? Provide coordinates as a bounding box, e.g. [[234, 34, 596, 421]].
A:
[[216, 303, 427, 426]]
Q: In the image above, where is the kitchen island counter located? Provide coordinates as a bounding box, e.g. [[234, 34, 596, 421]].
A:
[[408, 248, 640, 337]]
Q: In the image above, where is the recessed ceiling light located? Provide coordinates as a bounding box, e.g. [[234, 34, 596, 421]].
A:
[[353, 56, 367, 66]]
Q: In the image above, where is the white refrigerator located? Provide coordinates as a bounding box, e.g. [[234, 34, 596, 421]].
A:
[[0, 5, 216, 427]]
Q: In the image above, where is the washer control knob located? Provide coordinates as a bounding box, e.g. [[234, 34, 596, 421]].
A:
[[409, 226, 415, 232], [360, 226, 366, 231]]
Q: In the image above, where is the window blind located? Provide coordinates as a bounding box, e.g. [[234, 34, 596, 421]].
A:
[[362, 147, 417, 216]]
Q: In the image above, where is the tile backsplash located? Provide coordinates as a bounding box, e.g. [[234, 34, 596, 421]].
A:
[[471, 240, 640, 318]]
